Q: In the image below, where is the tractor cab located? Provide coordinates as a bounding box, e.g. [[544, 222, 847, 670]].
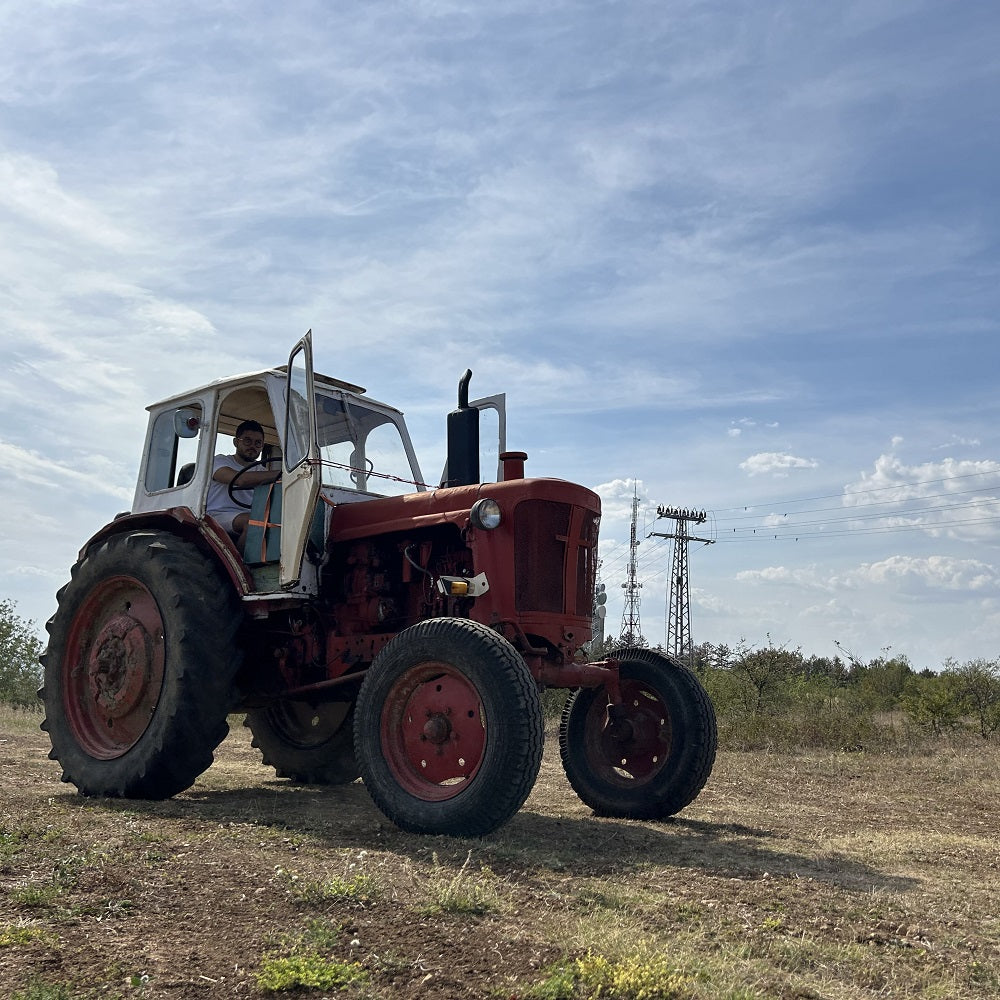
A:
[[132, 333, 426, 590]]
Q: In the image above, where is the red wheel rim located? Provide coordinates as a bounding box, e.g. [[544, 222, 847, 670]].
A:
[[380, 661, 486, 801], [63, 575, 165, 759], [587, 678, 672, 784]]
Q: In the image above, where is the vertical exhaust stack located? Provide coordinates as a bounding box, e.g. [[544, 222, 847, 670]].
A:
[[443, 369, 480, 487]]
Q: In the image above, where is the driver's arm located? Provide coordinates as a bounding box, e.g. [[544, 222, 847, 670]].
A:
[[212, 466, 280, 487]]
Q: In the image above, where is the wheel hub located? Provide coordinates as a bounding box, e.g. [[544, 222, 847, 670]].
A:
[[422, 713, 453, 745], [597, 685, 672, 779], [606, 704, 635, 742], [88, 614, 153, 718]]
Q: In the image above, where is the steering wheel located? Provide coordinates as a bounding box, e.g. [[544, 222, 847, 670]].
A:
[[228, 460, 269, 510]]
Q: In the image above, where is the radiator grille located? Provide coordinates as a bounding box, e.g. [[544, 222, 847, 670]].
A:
[[514, 500, 599, 616]]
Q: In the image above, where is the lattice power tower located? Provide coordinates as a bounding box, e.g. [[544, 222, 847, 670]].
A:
[[650, 506, 714, 665]]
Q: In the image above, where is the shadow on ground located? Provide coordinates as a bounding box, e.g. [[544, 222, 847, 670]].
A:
[[57, 778, 917, 895]]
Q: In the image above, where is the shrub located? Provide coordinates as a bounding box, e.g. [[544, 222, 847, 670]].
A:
[[948, 658, 1000, 739], [0, 599, 43, 709], [901, 672, 963, 736]]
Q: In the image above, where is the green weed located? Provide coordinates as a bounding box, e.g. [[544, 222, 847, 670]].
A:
[[279, 851, 383, 906], [9, 847, 110, 913], [301, 918, 343, 951], [10, 983, 73, 1000], [969, 960, 1000, 992], [0, 923, 56, 948], [576, 950, 693, 999], [10, 884, 62, 909], [418, 850, 506, 916], [528, 950, 693, 1000], [255, 953, 368, 992], [523, 962, 578, 999], [54, 850, 101, 885], [0, 829, 25, 866]]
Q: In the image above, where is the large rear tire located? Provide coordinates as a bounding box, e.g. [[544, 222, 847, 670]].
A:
[[246, 700, 360, 784], [559, 648, 716, 819], [354, 618, 544, 836], [40, 530, 243, 799]]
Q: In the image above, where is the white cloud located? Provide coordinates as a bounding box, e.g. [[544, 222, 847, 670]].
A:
[[843, 453, 1000, 504], [934, 435, 981, 450], [2, 439, 132, 503], [736, 555, 1000, 597], [594, 478, 651, 516], [852, 555, 1000, 593], [740, 452, 819, 477], [0, 153, 134, 250], [835, 453, 1000, 543], [736, 565, 839, 592]]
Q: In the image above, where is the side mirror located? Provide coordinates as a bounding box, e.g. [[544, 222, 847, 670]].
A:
[[173, 408, 201, 439]]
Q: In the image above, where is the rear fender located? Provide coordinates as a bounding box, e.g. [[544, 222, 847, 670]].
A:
[[79, 508, 254, 595]]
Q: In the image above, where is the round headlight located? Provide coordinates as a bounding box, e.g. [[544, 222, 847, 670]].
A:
[[470, 498, 502, 530]]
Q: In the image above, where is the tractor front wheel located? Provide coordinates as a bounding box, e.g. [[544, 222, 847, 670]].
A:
[[246, 700, 360, 784], [40, 530, 242, 799], [354, 618, 544, 836], [559, 648, 716, 819]]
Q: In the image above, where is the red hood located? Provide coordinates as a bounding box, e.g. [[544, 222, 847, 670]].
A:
[[329, 478, 600, 541]]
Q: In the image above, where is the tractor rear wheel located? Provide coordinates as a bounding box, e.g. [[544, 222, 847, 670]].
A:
[[246, 700, 360, 784], [40, 530, 242, 799], [559, 648, 716, 819], [354, 618, 544, 836]]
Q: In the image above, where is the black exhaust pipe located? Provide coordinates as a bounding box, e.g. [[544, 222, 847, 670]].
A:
[[442, 369, 480, 487]]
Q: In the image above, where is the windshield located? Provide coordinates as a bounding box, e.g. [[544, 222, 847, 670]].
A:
[[315, 390, 423, 496]]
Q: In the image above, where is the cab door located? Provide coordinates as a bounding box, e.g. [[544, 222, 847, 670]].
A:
[[280, 331, 322, 588]]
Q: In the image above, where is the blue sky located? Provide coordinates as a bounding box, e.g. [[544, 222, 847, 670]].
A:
[[2, 0, 1000, 669]]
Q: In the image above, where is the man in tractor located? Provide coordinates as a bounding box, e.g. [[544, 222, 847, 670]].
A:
[[206, 419, 280, 549]]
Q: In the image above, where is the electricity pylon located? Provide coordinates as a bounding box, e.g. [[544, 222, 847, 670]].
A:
[[649, 506, 714, 666]]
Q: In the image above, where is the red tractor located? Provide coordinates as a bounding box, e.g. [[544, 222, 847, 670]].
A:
[[41, 332, 716, 836]]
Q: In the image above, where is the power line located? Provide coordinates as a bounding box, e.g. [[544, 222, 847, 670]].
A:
[[722, 497, 1000, 534], [599, 470, 1000, 566], [715, 511, 1000, 543], [714, 485, 1000, 524], [710, 468, 1000, 515]]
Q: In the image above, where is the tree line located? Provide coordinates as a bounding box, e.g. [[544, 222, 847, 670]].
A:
[[4, 596, 999, 749], [590, 634, 1000, 750]]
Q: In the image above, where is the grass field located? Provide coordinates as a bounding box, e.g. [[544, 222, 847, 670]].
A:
[[1, 705, 998, 999]]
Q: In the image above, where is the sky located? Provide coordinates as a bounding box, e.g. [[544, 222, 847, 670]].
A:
[[2, 0, 1000, 670]]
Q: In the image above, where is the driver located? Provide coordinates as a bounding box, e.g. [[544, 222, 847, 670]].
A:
[[206, 419, 280, 548]]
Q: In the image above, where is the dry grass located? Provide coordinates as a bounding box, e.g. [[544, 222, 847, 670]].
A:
[[1, 708, 998, 999]]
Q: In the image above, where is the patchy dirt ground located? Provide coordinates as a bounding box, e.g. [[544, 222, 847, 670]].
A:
[[2, 715, 999, 999]]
